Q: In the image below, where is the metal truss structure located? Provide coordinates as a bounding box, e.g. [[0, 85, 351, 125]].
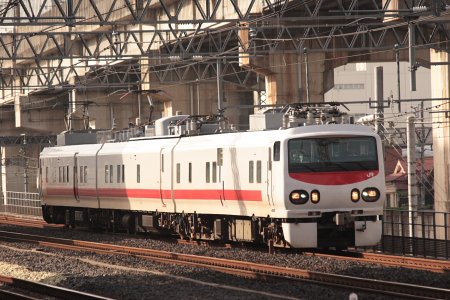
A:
[[0, 0, 449, 91], [0, 134, 56, 146]]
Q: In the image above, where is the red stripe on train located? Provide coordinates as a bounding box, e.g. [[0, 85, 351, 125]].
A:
[[46, 188, 262, 201], [289, 170, 379, 185]]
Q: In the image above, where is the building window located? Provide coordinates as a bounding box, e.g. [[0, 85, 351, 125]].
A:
[[333, 83, 364, 90], [356, 62, 366, 71]]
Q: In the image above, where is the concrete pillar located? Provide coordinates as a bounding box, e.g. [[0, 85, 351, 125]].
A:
[[430, 49, 450, 239], [264, 52, 334, 104]]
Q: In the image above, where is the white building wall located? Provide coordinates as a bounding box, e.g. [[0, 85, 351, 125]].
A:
[[325, 62, 431, 122]]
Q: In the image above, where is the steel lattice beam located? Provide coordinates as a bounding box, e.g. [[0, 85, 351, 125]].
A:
[[0, 0, 448, 90]]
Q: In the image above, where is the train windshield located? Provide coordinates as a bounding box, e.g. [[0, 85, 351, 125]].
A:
[[288, 137, 378, 173]]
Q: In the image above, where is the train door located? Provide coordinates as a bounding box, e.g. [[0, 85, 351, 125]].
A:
[[267, 147, 274, 207], [160, 147, 176, 211], [159, 148, 166, 207], [217, 148, 224, 204], [73, 152, 79, 202]]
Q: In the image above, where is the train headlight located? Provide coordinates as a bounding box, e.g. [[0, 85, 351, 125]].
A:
[[351, 189, 360, 202], [362, 188, 380, 202], [311, 190, 320, 204], [289, 190, 309, 204]]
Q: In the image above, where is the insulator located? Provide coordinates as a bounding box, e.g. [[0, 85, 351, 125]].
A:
[[412, 6, 428, 13]]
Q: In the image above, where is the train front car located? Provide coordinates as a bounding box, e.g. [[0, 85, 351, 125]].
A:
[[279, 124, 384, 249]]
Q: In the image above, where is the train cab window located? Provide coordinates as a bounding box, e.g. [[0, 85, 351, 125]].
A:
[[110, 165, 114, 183], [273, 142, 280, 161], [84, 166, 87, 183], [257, 160, 262, 183], [206, 162, 210, 183], [249, 161, 254, 183], [177, 163, 181, 183], [137, 164, 140, 183], [189, 163, 192, 183], [212, 162, 217, 183], [105, 165, 109, 183], [288, 137, 378, 173]]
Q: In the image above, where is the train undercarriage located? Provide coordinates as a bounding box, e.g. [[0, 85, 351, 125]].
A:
[[42, 205, 370, 248]]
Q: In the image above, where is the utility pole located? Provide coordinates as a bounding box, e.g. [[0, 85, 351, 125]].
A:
[[303, 48, 311, 103], [217, 60, 224, 114], [407, 116, 418, 238], [374, 66, 384, 135]]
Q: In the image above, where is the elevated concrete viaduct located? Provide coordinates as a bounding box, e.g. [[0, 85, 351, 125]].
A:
[[0, 0, 448, 225]]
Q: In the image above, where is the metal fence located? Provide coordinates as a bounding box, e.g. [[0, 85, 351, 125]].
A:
[[1, 191, 41, 216], [1, 195, 449, 258], [373, 209, 450, 259]]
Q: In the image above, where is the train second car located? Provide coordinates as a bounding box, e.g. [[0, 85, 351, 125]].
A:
[[40, 105, 385, 249]]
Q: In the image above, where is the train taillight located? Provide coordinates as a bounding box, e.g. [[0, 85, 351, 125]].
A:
[[289, 190, 309, 204], [362, 188, 380, 202], [351, 189, 360, 202]]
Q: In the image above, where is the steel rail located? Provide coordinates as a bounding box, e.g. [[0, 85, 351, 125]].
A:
[[0, 275, 115, 300], [1, 216, 449, 273], [0, 231, 448, 299]]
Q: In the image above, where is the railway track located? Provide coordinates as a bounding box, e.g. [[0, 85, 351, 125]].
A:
[[1, 215, 449, 274], [0, 230, 449, 299], [0, 274, 115, 300]]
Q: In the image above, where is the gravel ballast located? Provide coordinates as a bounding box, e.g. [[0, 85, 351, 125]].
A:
[[0, 217, 448, 300]]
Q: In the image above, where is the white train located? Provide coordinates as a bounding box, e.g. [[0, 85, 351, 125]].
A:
[[40, 104, 384, 249]]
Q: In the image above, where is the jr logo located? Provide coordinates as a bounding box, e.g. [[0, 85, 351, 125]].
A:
[[367, 172, 374, 178]]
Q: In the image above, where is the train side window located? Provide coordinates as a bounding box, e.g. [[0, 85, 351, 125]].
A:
[[212, 162, 217, 183], [206, 162, 210, 183], [63, 166, 66, 183], [188, 163, 192, 183], [67, 166, 70, 183], [80, 166, 83, 183], [84, 166, 87, 183], [59, 167, 62, 183], [46, 167, 48, 183], [117, 165, 121, 183], [217, 148, 223, 166], [110, 165, 114, 183], [137, 164, 140, 183], [105, 165, 109, 183], [122, 165, 125, 182], [249, 161, 254, 183], [273, 141, 280, 161], [177, 163, 181, 183], [257, 160, 262, 183]]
